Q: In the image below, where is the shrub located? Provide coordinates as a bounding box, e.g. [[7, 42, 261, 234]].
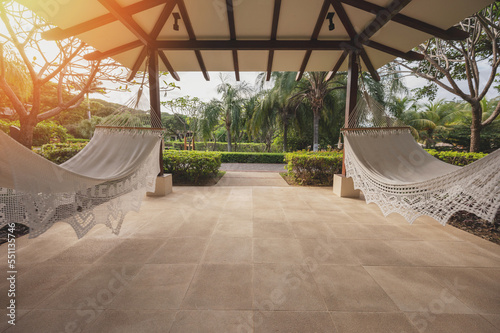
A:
[[37, 142, 87, 164], [220, 152, 285, 164], [0, 119, 68, 146], [67, 138, 90, 144], [163, 150, 222, 183], [165, 141, 281, 153], [285, 151, 343, 186], [425, 149, 487, 166]]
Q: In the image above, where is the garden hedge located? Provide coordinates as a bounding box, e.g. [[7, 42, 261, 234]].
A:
[[163, 150, 222, 183], [220, 152, 285, 164], [285, 152, 343, 186], [0, 119, 68, 146], [37, 142, 88, 164], [166, 141, 281, 153], [425, 149, 487, 166]]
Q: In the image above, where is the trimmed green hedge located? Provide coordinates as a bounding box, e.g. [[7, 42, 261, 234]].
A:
[[166, 141, 281, 153], [0, 119, 69, 146], [285, 152, 343, 186], [220, 152, 285, 164], [67, 138, 89, 143], [163, 150, 222, 183], [37, 142, 88, 164], [425, 149, 487, 166]]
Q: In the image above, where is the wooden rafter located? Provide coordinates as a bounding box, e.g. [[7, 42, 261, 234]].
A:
[[296, 0, 331, 81], [267, 0, 282, 81], [127, 0, 178, 81], [98, 0, 155, 46], [176, 0, 210, 81], [86, 40, 355, 60], [159, 51, 180, 81], [355, 0, 413, 45], [338, 0, 469, 40], [41, 0, 169, 40], [226, 0, 240, 81], [85, 40, 143, 60], [330, 0, 379, 81], [325, 50, 348, 81], [366, 41, 423, 61]]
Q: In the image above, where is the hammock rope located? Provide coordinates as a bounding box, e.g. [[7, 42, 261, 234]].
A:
[[0, 68, 166, 238], [342, 89, 500, 224]]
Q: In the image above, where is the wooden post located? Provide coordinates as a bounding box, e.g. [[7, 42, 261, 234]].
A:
[[148, 47, 164, 176], [342, 51, 359, 176]]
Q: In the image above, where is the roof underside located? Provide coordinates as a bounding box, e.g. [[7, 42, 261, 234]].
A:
[[18, 0, 493, 81]]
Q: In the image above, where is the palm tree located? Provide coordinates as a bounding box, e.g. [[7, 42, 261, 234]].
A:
[[252, 72, 298, 152], [216, 78, 252, 152], [289, 72, 345, 151], [400, 99, 463, 147]]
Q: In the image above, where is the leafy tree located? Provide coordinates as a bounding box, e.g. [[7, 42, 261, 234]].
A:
[[253, 72, 299, 152], [0, 2, 130, 148], [216, 77, 252, 152], [289, 72, 345, 152], [162, 96, 202, 141], [400, 99, 463, 148], [394, 2, 500, 152]]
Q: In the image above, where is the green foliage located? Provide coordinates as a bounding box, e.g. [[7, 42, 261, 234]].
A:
[[0, 119, 10, 134], [220, 152, 285, 164], [67, 138, 89, 143], [37, 142, 88, 164], [163, 150, 222, 183], [166, 141, 282, 153], [32, 121, 69, 146], [434, 124, 500, 153], [285, 151, 343, 185], [425, 149, 487, 166], [0, 119, 68, 145]]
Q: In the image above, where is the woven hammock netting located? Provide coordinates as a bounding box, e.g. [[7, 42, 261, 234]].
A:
[[0, 85, 165, 238], [342, 89, 500, 225]]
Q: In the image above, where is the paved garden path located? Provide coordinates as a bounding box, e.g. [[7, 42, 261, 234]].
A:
[[218, 163, 289, 187], [220, 163, 287, 173], [217, 171, 289, 187]]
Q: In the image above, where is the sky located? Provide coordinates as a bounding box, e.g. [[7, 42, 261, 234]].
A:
[[95, 60, 498, 111]]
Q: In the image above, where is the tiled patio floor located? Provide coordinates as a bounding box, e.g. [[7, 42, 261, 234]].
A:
[[1, 182, 499, 332]]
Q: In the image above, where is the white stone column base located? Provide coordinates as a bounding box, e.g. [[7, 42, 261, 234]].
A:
[[333, 174, 360, 198], [147, 174, 173, 197]]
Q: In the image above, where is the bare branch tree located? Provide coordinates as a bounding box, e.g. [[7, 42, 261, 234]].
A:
[[0, 1, 132, 148], [393, 2, 500, 152]]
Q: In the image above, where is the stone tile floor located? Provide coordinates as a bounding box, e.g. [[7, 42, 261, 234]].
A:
[[1, 184, 499, 332]]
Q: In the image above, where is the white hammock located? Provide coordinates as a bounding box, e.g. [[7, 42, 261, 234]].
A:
[[343, 127, 500, 224], [0, 127, 162, 238]]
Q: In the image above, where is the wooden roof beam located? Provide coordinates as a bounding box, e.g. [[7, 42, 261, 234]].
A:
[[42, 0, 169, 40], [297, 0, 331, 81], [354, 0, 413, 45], [85, 40, 355, 60], [267, 0, 282, 81], [84, 39, 421, 62], [159, 51, 180, 81], [98, 0, 155, 46], [330, 0, 379, 81], [325, 50, 348, 81], [127, 0, 178, 81], [177, 0, 210, 81], [338, 0, 469, 40], [226, 0, 240, 81]]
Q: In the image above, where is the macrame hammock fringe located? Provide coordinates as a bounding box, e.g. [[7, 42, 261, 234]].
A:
[[0, 82, 165, 238], [343, 90, 500, 225]]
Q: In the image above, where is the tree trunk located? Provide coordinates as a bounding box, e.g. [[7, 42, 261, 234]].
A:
[[18, 114, 37, 148], [283, 119, 288, 152], [470, 101, 482, 152], [313, 111, 320, 152], [226, 125, 232, 152]]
